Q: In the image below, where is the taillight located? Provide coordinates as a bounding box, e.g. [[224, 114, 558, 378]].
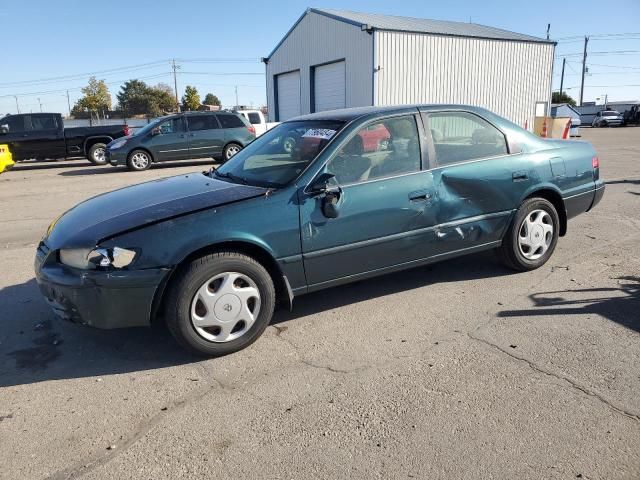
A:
[[247, 125, 256, 135], [592, 156, 600, 169], [123, 125, 131, 136]]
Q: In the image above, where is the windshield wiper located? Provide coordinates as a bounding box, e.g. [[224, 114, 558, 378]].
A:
[[213, 169, 249, 185]]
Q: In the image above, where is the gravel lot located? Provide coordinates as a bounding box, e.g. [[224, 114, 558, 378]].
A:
[[0, 128, 638, 480]]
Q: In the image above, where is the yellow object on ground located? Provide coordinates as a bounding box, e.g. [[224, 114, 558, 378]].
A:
[[0, 144, 14, 173]]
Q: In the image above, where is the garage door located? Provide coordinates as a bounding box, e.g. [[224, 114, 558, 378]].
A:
[[276, 71, 301, 121], [314, 61, 346, 112]]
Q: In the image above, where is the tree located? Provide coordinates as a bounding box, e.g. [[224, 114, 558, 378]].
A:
[[182, 85, 201, 111], [552, 91, 577, 106], [116, 80, 176, 116], [77, 77, 111, 113], [203, 93, 221, 106], [116, 79, 150, 115]]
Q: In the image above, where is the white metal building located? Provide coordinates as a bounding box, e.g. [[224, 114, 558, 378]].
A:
[[263, 8, 556, 127]]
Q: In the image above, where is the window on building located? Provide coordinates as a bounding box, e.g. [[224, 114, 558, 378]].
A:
[[427, 112, 508, 166]]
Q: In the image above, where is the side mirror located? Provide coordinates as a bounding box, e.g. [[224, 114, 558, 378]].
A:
[[322, 193, 340, 218], [308, 172, 336, 196], [308, 172, 341, 219], [0, 125, 8, 134], [151, 126, 161, 136]]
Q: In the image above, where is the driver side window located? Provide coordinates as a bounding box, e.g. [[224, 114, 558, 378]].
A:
[[326, 116, 421, 185]]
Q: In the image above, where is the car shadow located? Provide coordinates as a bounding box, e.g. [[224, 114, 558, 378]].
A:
[[497, 276, 640, 333], [10, 159, 90, 171], [0, 252, 513, 388], [606, 178, 640, 186], [58, 160, 220, 176]]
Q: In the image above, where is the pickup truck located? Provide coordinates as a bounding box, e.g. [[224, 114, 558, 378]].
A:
[[235, 109, 278, 136], [0, 113, 130, 164]]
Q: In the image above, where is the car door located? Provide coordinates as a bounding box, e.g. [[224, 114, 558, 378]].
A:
[[24, 113, 66, 159], [299, 114, 439, 288], [185, 114, 224, 158], [147, 116, 188, 162], [421, 109, 527, 255]]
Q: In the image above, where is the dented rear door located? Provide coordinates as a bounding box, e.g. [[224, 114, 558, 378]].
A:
[[423, 111, 527, 255]]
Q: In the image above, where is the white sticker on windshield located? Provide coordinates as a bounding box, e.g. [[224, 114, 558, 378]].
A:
[[302, 128, 337, 140]]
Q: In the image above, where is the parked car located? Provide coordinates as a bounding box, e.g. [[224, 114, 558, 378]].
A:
[[0, 144, 14, 173], [236, 109, 279, 136], [106, 111, 256, 171], [592, 110, 623, 127], [0, 113, 129, 164], [622, 104, 640, 126], [35, 104, 604, 357]]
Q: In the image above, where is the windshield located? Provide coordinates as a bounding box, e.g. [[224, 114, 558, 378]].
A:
[[214, 120, 345, 188], [133, 116, 169, 136]]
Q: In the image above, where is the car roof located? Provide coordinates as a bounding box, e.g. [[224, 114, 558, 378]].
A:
[[288, 104, 489, 123]]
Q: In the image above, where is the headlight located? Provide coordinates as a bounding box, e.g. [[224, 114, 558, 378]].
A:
[[109, 139, 127, 150], [59, 247, 137, 269]]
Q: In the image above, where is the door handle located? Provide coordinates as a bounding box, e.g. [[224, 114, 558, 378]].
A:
[[409, 190, 432, 202], [512, 171, 528, 181]]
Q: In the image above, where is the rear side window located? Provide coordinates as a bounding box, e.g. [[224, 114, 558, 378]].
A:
[[188, 115, 219, 131], [1, 116, 26, 133], [247, 113, 261, 124], [29, 114, 58, 131], [217, 114, 246, 129], [427, 112, 508, 166]]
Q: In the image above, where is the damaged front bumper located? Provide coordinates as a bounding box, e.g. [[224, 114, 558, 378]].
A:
[[34, 242, 169, 329]]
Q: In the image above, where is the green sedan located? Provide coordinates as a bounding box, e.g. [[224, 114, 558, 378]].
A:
[[36, 104, 604, 357]]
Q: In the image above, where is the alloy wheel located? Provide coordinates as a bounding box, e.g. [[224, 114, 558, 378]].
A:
[[131, 152, 150, 169], [225, 145, 241, 160]]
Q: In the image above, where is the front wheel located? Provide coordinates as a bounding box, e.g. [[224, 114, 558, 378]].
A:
[[88, 143, 107, 165], [127, 149, 152, 171], [497, 197, 559, 271], [164, 252, 276, 357], [222, 143, 242, 162]]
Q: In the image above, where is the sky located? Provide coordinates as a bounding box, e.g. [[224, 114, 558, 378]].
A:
[[1, 0, 639, 115]]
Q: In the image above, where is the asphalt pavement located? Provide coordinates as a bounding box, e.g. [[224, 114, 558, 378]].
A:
[[0, 128, 638, 479]]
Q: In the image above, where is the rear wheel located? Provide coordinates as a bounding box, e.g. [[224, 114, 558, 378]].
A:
[[88, 143, 107, 165], [222, 143, 242, 162], [497, 197, 559, 271], [127, 149, 152, 171], [164, 251, 276, 357]]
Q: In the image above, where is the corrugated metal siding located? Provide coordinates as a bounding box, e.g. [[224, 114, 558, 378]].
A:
[[374, 31, 554, 128], [266, 11, 373, 121]]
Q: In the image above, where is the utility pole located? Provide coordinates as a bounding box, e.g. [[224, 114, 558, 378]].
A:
[[171, 59, 180, 112], [66, 90, 71, 117], [37, 98, 43, 112], [235, 85, 239, 109], [579, 36, 589, 106], [559, 58, 566, 97], [546, 23, 551, 40], [13, 95, 20, 114]]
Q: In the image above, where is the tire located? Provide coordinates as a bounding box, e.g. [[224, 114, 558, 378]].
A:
[[497, 197, 560, 272], [164, 251, 276, 357], [282, 136, 296, 154], [87, 143, 107, 165], [222, 143, 242, 162], [127, 149, 152, 171]]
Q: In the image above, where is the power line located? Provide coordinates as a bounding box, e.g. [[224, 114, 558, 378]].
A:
[[555, 32, 640, 41]]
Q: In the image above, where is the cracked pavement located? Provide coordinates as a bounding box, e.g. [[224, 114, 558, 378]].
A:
[[0, 128, 639, 479]]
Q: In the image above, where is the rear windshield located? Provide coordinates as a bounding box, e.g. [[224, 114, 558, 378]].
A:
[[602, 111, 620, 115]]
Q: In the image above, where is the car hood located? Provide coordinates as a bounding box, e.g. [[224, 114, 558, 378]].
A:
[[45, 173, 268, 249]]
